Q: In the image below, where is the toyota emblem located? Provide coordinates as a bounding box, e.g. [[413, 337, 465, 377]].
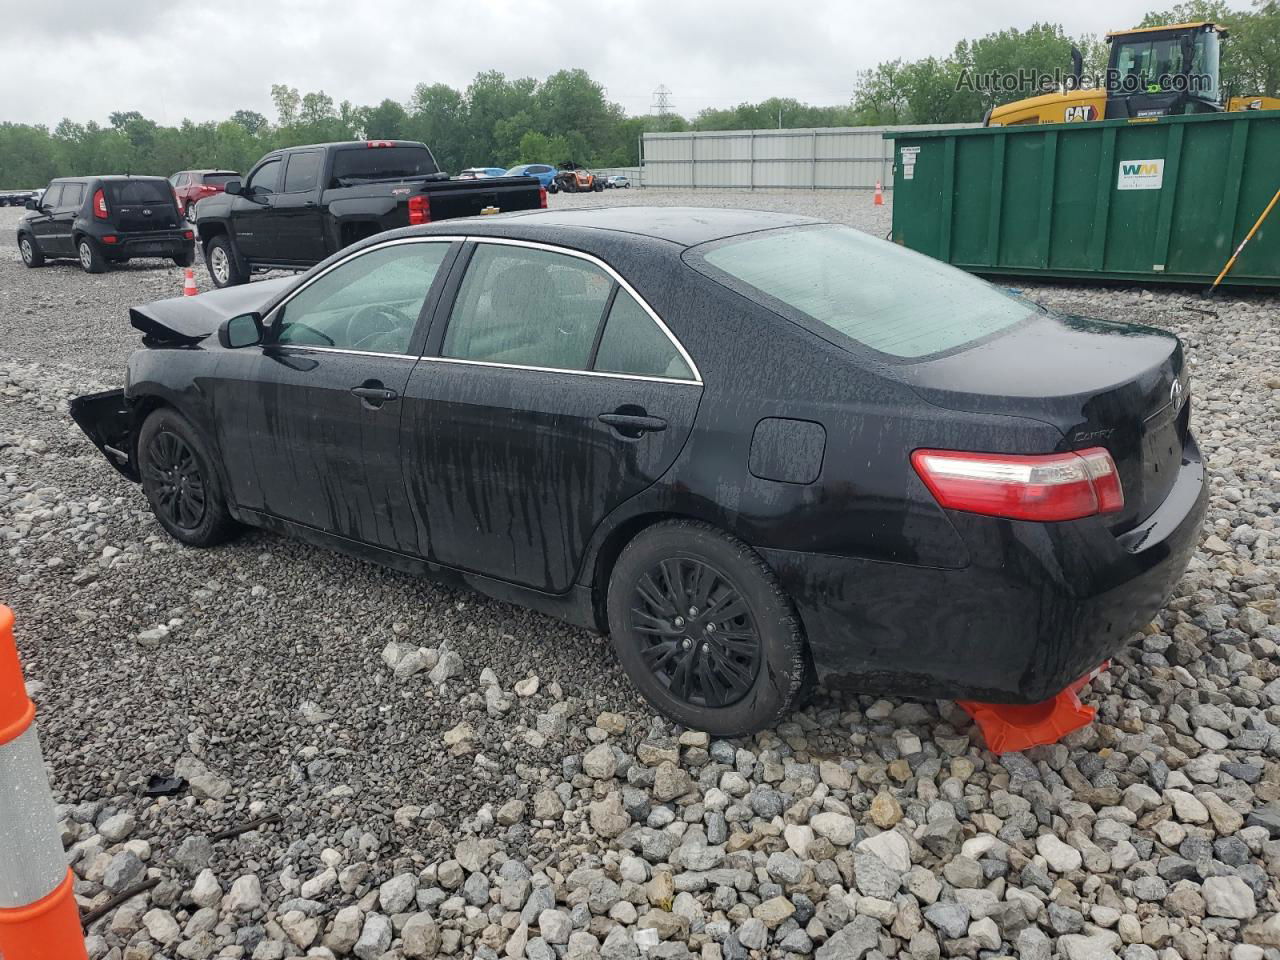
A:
[[1170, 377, 1183, 407]]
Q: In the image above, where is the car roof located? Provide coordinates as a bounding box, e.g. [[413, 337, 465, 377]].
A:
[[447, 206, 824, 247], [52, 175, 169, 183]]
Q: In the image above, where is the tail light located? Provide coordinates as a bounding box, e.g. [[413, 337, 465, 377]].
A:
[[539, 187, 547, 209], [173, 187, 183, 211], [408, 194, 431, 225], [92, 189, 108, 219], [183, 230, 194, 240], [912, 447, 1124, 522]]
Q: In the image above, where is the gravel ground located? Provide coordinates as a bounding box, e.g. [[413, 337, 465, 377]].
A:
[[1, 192, 1278, 960]]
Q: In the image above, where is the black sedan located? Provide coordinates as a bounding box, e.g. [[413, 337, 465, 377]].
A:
[[71, 207, 1207, 735]]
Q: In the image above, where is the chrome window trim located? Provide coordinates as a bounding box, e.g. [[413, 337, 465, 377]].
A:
[[419, 355, 702, 386], [270, 345, 420, 362], [262, 233, 704, 386], [454, 235, 703, 385]]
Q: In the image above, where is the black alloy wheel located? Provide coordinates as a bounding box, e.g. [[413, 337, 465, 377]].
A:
[[631, 557, 761, 708], [607, 519, 811, 736], [144, 430, 207, 531], [137, 408, 238, 547]]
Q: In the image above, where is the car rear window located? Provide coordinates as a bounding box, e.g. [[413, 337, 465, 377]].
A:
[[697, 225, 1035, 359], [330, 146, 439, 186], [201, 173, 236, 185], [108, 180, 173, 205]]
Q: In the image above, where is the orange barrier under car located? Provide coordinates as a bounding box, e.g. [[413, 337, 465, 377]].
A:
[[958, 661, 1110, 755]]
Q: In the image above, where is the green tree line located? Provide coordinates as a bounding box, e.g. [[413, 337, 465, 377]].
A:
[[1, 2, 1276, 187]]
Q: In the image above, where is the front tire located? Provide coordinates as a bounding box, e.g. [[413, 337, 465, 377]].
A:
[[19, 235, 44, 267], [77, 237, 106, 273], [606, 520, 810, 736], [205, 235, 246, 287], [138, 408, 238, 547]]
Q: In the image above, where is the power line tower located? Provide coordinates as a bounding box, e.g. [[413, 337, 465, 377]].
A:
[[651, 85, 673, 117]]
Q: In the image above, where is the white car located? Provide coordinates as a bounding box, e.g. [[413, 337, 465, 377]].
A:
[[605, 175, 631, 189]]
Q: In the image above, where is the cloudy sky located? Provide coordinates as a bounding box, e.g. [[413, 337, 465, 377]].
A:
[[1, 0, 1231, 127]]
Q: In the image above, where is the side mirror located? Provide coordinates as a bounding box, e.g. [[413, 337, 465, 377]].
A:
[[218, 313, 263, 349], [24, 199, 37, 210], [223, 179, 243, 196]]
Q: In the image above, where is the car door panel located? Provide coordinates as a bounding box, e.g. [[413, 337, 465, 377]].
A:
[[400, 363, 701, 592], [29, 184, 62, 254], [209, 238, 458, 552], [51, 183, 84, 256], [231, 157, 283, 260], [273, 151, 326, 263], [214, 348, 418, 550]]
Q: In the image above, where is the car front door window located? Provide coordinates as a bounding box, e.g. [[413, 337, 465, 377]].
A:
[[246, 158, 281, 197], [275, 242, 450, 354], [442, 245, 613, 370]]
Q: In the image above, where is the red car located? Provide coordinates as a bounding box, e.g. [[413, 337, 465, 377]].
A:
[[169, 170, 239, 219]]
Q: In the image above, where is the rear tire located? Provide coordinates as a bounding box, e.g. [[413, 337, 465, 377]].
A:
[[138, 408, 238, 548], [77, 237, 106, 273], [172, 247, 195, 268], [205, 235, 246, 287], [19, 235, 44, 267], [606, 520, 811, 736]]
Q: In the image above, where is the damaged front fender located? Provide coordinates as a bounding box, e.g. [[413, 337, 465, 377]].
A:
[[69, 390, 139, 481]]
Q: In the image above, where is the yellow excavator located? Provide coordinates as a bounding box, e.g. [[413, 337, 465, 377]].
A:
[[985, 21, 1280, 126]]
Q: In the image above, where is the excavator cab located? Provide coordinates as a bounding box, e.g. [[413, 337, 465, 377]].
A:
[[1103, 22, 1224, 119]]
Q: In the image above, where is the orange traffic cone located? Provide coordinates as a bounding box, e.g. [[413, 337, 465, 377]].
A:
[[182, 268, 197, 297], [0, 606, 90, 960], [873, 180, 884, 206]]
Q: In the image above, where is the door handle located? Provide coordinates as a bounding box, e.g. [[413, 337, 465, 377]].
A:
[[351, 385, 399, 407], [598, 412, 667, 436]]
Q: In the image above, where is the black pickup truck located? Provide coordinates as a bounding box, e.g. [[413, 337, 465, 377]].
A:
[[193, 140, 545, 287]]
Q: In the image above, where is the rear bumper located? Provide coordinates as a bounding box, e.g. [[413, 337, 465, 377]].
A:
[[100, 233, 192, 261], [762, 432, 1209, 703]]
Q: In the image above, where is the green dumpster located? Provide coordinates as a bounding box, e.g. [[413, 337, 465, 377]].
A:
[[887, 110, 1280, 287]]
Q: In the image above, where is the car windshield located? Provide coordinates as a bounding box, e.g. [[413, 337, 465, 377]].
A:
[[108, 180, 173, 204], [698, 225, 1037, 359], [330, 145, 439, 186]]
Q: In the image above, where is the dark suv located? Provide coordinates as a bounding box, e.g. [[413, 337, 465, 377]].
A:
[[18, 176, 195, 273]]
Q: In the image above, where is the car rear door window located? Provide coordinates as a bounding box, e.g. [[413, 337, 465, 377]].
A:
[[283, 152, 322, 193], [246, 158, 282, 196], [275, 242, 450, 354], [442, 245, 613, 371], [593, 290, 694, 380], [698, 225, 1035, 359], [58, 184, 84, 210]]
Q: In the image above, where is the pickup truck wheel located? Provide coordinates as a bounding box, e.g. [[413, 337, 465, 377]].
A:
[[78, 237, 107, 274], [205, 236, 246, 287], [19, 235, 44, 267]]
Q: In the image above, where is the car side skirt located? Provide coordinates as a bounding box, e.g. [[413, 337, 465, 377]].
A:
[[233, 507, 601, 633]]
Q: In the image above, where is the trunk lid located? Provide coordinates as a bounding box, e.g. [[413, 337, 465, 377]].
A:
[[899, 313, 1189, 531], [106, 180, 182, 233]]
